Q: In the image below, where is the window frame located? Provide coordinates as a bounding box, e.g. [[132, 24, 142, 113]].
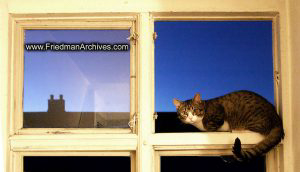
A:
[[7, 12, 284, 172], [9, 13, 138, 135], [8, 13, 139, 172], [151, 12, 281, 131], [149, 12, 283, 172]]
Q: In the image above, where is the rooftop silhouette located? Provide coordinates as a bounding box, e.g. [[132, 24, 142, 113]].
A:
[[24, 95, 129, 128], [48, 94, 65, 112]]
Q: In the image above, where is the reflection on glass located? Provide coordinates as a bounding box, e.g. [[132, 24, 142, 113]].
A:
[[23, 30, 130, 128], [24, 156, 130, 172], [155, 21, 274, 132]]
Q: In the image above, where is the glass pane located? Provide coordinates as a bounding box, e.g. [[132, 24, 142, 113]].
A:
[[24, 156, 130, 172], [23, 30, 130, 128], [155, 21, 274, 132], [161, 156, 265, 172]]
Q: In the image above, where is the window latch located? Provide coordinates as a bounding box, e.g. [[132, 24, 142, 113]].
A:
[[128, 112, 137, 131], [153, 32, 158, 40], [153, 112, 158, 120], [275, 71, 280, 85], [127, 32, 139, 43]]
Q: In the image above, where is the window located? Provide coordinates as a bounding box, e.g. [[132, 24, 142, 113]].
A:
[[161, 156, 265, 172], [9, 14, 137, 172], [24, 156, 131, 172], [150, 13, 282, 172], [10, 14, 137, 134], [7, 12, 282, 172], [23, 29, 130, 128], [154, 21, 275, 133]]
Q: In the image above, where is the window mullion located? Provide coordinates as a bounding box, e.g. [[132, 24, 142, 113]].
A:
[[136, 12, 154, 172]]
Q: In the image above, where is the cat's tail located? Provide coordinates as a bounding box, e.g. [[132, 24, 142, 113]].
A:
[[232, 126, 284, 162]]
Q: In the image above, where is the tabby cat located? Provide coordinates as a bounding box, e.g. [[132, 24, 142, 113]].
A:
[[173, 90, 284, 162]]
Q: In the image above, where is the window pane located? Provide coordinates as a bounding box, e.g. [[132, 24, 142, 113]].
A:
[[155, 21, 274, 132], [24, 156, 130, 172], [161, 156, 265, 172], [23, 30, 130, 128]]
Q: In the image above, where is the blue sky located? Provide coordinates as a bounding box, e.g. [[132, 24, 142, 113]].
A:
[[155, 21, 274, 112], [24, 21, 274, 113], [24, 30, 130, 112]]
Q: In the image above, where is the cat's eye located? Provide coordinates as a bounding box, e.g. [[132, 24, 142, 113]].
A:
[[181, 113, 187, 118]]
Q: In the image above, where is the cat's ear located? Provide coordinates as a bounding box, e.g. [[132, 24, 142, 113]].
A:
[[193, 93, 202, 103], [173, 99, 182, 109]]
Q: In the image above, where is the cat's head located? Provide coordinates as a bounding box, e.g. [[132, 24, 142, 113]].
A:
[[173, 93, 205, 124]]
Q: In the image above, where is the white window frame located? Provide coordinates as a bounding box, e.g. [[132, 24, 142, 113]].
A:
[[7, 12, 283, 172], [9, 13, 138, 135], [8, 13, 139, 172], [144, 12, 283, 172]]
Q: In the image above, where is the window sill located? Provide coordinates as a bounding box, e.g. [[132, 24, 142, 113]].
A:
[[9, 133, 137, 152], [16, 128, 132, 135], [150, 132, 265, 147]]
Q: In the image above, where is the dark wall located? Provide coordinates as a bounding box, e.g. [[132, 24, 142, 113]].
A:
[[161, 156, 265, 172], [24, 156, 130, 172]]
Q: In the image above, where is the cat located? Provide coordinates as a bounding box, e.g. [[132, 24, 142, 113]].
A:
[[173, 90, 284, 162]]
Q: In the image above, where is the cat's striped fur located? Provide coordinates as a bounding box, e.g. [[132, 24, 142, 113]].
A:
[[173, 90, 284, 162]]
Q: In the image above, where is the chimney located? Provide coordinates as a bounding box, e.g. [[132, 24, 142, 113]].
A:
[[47, 94, 65, 112]]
